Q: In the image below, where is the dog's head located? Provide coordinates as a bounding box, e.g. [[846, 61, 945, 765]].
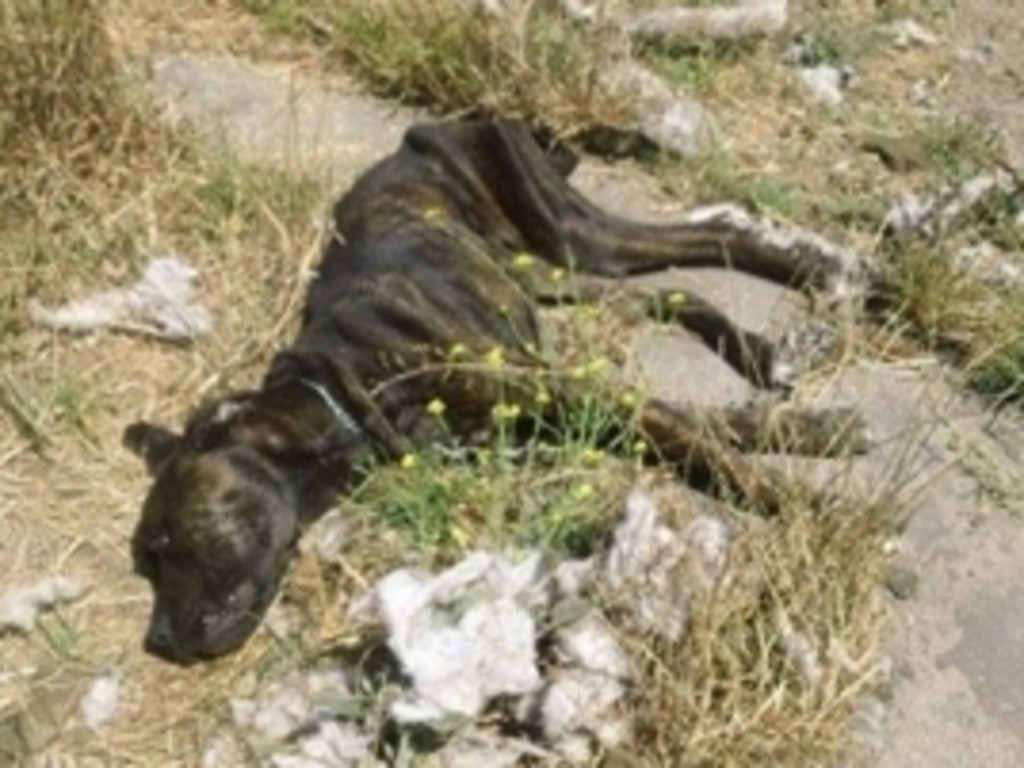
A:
[[124, 395, 305, 665]]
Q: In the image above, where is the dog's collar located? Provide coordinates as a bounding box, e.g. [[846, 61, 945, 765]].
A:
[[296, 378, 363, 436]]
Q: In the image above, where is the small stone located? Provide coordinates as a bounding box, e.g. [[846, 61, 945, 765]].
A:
[[798, 65, 852, 106], [872, 678, 897, 703], [597, 61, 718, 158], [884, 564, 919, 600], [861, 134, 928, 173], [881, 19, 937, 48]]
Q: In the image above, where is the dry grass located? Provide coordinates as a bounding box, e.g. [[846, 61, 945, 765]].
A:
[[864, 114, 1023, 402], [625, 492, 888, 766], [0, 2, 330, 763], [0, 0, 146, 164], [873, 230, 1024, 401], [0, 0, 174, 341], [235, 0, 637, 137]]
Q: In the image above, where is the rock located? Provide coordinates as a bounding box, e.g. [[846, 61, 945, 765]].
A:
[[954, 241, 1023, 287], [798, 65, 851, 106], [601, 748, 648, 768], [885, 563, 919, 600], [597, 61, 718, 158], [366, 552, 548, 726], [78, 667, 122, 732], [623, 0, 788, 44], [149, 52, 415, 182]]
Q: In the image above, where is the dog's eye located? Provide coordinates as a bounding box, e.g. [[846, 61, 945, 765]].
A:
[[134, 532, 171, 579]]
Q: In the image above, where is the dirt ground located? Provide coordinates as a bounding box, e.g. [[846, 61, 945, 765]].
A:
[[1, 0, 1023, 765], [872, 1, 1024, 764], [952, 0, 1024, 172]]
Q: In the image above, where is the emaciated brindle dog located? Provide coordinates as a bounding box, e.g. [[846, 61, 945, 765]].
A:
[[125, 120, 865, 664]]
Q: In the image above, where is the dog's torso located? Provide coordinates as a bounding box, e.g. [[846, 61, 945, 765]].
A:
[[264, 122, 586, 456]]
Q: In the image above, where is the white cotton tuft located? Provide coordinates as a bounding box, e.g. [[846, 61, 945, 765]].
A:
[[0, 576, 87, 633], [80, 667, 122, 731], [376, 552, 546, 726], [30, 254, 212, 341]]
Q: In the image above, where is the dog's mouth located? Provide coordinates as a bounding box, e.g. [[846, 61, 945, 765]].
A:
[[143, 578, 278, 665], [145, 607, 262, 665]]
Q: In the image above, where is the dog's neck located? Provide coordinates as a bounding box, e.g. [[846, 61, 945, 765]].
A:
[[248, 376, 373, 524]]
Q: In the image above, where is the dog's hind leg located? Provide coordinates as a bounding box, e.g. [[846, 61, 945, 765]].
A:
[[648, 400, 872, 458], [533, 387, 868, 514], [636, 288, 784, 388], [635, 397, 873, 516], [443, 121, 854, 385], [485, 121, 855, 295], [407, 352, 866, 512], [633, 398, 803, 514]]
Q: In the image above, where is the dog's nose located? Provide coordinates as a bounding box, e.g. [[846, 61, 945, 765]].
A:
[[143, 620, 172, 655], [143, 616, 192, 664]]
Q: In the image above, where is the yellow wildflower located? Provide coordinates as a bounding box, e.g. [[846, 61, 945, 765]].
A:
[[451, 524, 471, 548], [492, 402, 522, 422], [511, 252, 535, 271], [572, 483, 596, 501], [571, 356, 610, 380], [485, 346, 506, 368]]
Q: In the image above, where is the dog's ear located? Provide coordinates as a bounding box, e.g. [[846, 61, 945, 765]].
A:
[[123, 422, 182, 475], [186, 393, 298, 458], [186, 396, 255, 452], [184, 389, 348, 462]]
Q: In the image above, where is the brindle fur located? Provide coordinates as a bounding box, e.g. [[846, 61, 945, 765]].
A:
[[126, 120, 865, 664]]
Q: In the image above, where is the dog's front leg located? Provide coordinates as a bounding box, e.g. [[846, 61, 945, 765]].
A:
[[530, 273, 784, 389]]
